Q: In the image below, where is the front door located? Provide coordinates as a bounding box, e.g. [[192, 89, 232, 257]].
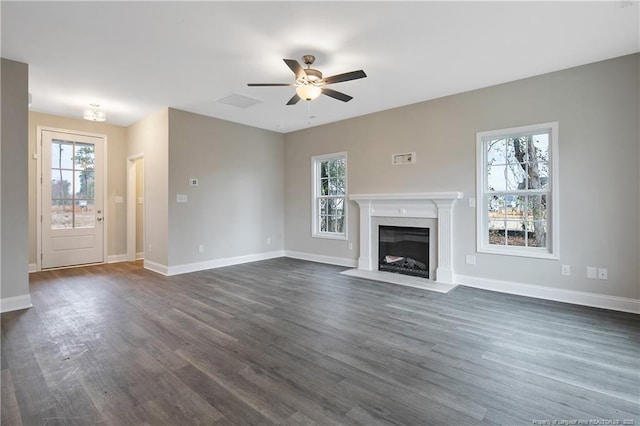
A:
[[41, 129, 105, 268]]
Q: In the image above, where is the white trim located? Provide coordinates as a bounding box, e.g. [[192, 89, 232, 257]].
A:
[[1, 294, 33, 313], [476, 121, 559, 259], [456, 274, 640, 314], [36, 126, 108, 269], [136, 252, 144, 260], [144, 259, 169, 276], [167, 250, 285, 276], [311, 152, 348, 240], [107, 254, 128, 263], [28, 263, 38, 273], [284, 250, 357, 268]]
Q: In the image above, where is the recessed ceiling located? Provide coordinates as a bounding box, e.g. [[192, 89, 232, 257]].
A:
[[2, 1, 638, 133]]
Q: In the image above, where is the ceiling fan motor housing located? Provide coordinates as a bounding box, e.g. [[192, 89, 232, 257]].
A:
[[303, 68, 322, 82]]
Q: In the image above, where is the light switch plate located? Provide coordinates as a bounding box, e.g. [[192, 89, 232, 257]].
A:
[[115, 195, 124, 204], [587, 266, 597, 279]]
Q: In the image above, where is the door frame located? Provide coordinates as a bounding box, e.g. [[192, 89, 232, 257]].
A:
[[36, 126, 108, 271], [126, 153, 144, 262]]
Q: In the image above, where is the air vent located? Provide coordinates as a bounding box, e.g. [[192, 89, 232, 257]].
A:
[[392, 152, 417, 165], [216, 93, 262, 109]]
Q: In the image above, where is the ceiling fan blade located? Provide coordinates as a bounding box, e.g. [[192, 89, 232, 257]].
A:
[[321, 88, 353, 102], [247, 83, 295, 87], [286, 93, 301, 105], [283, 59, 304, 79], [321, 70, 367, 85]]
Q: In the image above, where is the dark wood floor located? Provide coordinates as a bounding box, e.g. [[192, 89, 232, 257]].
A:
[[2, 258, 639, 425]]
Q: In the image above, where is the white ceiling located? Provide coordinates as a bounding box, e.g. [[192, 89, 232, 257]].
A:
[[2, 1, 639, 133]]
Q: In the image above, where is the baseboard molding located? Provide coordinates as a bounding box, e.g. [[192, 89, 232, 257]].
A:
[[167, 250, 286, 276], [144, 260, 169, 276], [456, 274, 640, 314], [284, 250, 358, 268], [1, 294, 33, 313], [107, 254, 128, 263], [28, 263, 38, 273]]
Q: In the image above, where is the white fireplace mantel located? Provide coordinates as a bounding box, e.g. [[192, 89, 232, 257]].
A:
[[349, 192, 463, 284]]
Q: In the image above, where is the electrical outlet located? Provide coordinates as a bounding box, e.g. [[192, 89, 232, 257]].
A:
[[561, 264, 571, 276], [468, 197, 476, 208], [198, 244, 204, 253], [176, 194, 187, 203], [465, 255, 476, 265], [348, 242, 353, 251], [598, 268, 608, 280], [587, 266, 597, 279], [148, 244, 152, 254]]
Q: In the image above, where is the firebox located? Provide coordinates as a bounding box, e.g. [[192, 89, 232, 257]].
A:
[[378, 226, 429, 278]]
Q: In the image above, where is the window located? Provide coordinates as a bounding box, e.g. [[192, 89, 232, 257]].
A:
[[312, 153, 347, 239], [476, 122, 559, 259]]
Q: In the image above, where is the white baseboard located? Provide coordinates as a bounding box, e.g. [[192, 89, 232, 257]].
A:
[[284, 250, 358, 268], [28, 263, 38, 273], [456, 274, 640, 314], [144, 259, 169, 276], [107, 254, 128, 263], [167, 250, 285, 276], [1, 294, 33, 313]]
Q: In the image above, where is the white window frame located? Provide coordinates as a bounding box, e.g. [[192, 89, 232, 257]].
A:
[[312, 152, 348, 240], [476, 122, 559, 259]]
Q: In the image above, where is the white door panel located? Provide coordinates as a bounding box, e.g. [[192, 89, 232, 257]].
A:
[[41, 130, 105, 268]]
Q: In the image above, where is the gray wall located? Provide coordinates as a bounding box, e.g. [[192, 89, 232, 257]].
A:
[[1, 58, 29, 301], [167, 108, 284, 267], [126, 109, 169, 267], [284, 54, 640, 300]]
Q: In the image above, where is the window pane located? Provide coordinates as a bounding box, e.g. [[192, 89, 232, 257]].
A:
[[320, 178, 329, 196], [527, 195, 547, 220], [507, 137, 528, 164], [51, 200, 73, 229], [488, 195, 506, 219], [327, 215, 336, 233], [530, 161, 549, 189], [489, 222, 505, 245], [335, 198, 344, 216], [320, 216, 328, 232], [51, 140, 74, 169], [336, 216, 344, 233], [75, 170, 95, 199], [532, 134, 549, 162], [487, 138, 506, 165], [506, 196, 525, 221], [528, 221, 547, 247], [506, 163, 527, 190], [320, 161, 329, 179], [487, 164, 506, 191], [506, 225, 525, 246], [74, 199, 95, 228], [74, 143, 95, 171], [51, 170, 73, 199]]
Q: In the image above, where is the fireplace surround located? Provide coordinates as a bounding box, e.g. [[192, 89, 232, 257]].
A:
[[348, 192, 462, 285]]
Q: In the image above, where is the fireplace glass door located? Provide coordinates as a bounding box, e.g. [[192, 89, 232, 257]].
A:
[[378, 226, 429, 278]]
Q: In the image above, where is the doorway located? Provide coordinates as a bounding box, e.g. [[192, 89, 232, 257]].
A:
[[38, 128, 107, 269], [127, 154, 144, 261]]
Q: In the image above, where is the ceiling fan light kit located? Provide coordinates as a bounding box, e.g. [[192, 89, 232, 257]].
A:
[[248, 54, 366, 105], [83, 103, 107, 122]]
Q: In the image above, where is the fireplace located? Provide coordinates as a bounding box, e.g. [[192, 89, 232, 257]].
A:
[[379, 226, 429, 278]]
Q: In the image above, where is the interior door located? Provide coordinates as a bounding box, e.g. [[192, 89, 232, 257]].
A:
[[41, 130, 105, 268]]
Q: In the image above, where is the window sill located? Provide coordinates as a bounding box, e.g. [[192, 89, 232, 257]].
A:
[[478, 245, 558, 260], [312, 232, 347, 241]]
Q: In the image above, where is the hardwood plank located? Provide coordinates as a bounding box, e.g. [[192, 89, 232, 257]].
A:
[[1, 258, 638, 425]]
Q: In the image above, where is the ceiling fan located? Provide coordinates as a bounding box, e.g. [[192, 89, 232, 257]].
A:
[[248, 55, 367, 105]]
